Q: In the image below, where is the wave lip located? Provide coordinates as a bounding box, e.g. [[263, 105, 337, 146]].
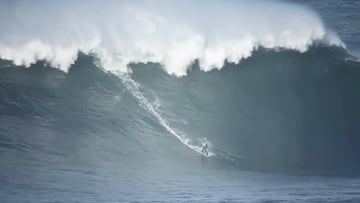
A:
[[0, 0, 345, 76]]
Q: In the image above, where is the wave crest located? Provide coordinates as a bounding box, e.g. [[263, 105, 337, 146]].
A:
[[0, 0, 345, 76]]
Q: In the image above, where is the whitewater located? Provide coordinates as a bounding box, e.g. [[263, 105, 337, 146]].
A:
[[0, 0, 344, 76]]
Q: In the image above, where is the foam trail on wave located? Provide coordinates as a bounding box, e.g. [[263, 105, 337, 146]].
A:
[[0, 0, 345, 76], [119, 75, 215, 156]]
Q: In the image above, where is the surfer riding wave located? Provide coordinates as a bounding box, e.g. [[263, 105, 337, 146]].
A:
[[201, 143, 208, 156]]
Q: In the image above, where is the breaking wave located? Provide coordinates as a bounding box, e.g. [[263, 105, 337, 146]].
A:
[[0, 0, 344, 76]]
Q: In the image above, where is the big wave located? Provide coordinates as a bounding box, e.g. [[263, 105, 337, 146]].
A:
[[0, 0, 345, 76]]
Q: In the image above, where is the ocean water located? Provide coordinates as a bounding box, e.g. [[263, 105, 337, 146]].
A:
[[1, 0, 360, 202]]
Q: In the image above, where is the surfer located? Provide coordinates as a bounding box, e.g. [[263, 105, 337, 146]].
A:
[[201, 143, 208, 156]]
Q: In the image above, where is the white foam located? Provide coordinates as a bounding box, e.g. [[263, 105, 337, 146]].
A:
[[0, 0, 345, 76]]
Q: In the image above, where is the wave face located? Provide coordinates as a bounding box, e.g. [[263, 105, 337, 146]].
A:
[[0, 0, 344, 76], [1, 46, 360, 176]]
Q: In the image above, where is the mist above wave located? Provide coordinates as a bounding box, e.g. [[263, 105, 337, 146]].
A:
[[0, 0, 344, 76]]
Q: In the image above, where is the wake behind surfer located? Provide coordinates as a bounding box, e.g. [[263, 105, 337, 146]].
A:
[[201, 143, 208, 156]]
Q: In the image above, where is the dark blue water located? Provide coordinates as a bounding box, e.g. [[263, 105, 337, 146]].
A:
[[1, 1, 360, 202]]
